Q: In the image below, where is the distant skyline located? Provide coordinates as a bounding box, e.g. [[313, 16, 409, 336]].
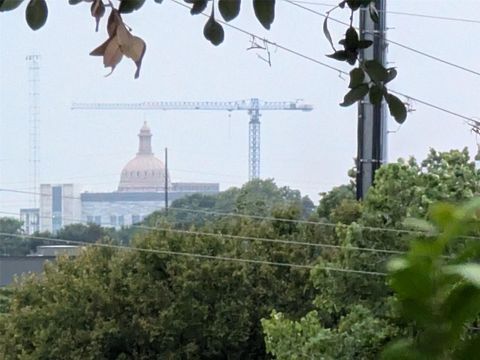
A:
[[1, 0, 479, 215]]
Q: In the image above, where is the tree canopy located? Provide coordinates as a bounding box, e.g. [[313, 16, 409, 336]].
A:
[[0, 149, 479, 358]]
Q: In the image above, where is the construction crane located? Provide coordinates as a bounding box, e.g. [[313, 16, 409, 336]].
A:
[[71, 98, 313, 180]]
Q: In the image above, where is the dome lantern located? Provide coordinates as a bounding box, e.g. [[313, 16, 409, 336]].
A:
[[118, 122, 170, 192], [138, 121, 153, 155]]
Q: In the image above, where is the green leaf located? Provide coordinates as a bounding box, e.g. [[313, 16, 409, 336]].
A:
[[346, 0, 361, 11], [203, 9, 224, 46], [253, 0, 275, 30], [369, 84, 383, 105], [364, 60, 388, 82], [340, 84, 369, 107], [445, 264, 480, 287], [218, 0, 240, 22], [442, 283, 480, 327], [429, 202, 457, 229], [369, 2, 379, 23], [402, 218, 436, 234], [25, 0, 47, 31], [344, 26, 358, 50], [119, 0, 146, 13], [326, 50, 348, 62], [387, 258, 408, 272], [381, 339, 422, 360], [185, 0, 207, 15], [323, 15, 335, 51], [357, 40, 373, 49], [0, 0, 24, 11], [453, 334, 480, 360], [68, 0, 83, 4], [348, 68, 364, 89], [385, 67, 397, 83], [385, 94, 407, 123]]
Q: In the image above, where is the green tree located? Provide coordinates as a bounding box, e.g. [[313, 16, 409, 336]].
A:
[[381, 200, 480, 359], [55, 223, 109, 244], [262, 148, 480, 359], [0, 217, 35, 256], [317, 184, 356, 220], [0, 188, 318, 358]]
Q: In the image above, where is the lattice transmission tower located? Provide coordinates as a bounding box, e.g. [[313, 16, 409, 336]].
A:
[[26, 53, 40, 207]]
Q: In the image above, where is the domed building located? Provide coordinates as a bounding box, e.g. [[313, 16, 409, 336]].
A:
[[118, 122, 170, 192], [79, 123, 219, 228]]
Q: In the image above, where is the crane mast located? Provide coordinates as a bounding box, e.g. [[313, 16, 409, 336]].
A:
[[72, 98, 313, 180]]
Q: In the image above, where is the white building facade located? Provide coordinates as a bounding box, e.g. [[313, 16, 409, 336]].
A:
[[81, 123, 219, 228], [39, 184, 82, 233]]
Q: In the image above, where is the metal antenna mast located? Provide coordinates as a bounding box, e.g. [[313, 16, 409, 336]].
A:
[[356, 0, 388, 199], [72, 98, 313, 180], [26, 53, 41, 207]]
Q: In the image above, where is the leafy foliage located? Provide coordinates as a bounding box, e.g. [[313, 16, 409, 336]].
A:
[[89, 6, 146, 78], [0, 152, 477, 358], [0, 218, 37, 256], [324, 1, 406, 123], [382, 199, 480, 359], [1, 0, 407, 122], [0, 180, 317, 358], [263, 305, 398, 360], [262, 148, 480, 359]]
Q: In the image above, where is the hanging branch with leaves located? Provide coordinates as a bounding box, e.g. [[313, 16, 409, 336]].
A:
[[0, 0, 407, 122], [323, 0, 407, 123]]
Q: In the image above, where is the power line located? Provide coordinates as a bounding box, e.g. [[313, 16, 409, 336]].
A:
[[285, 0, 480, 25], [385, 10, 480, 25], [0, 232, 387, 276], [0, 209, 406, 255], [0, 188, 435, 237], [169, 0, 348, 76], [386, 39, 480, 77], [283, 0, 480, 77], [169, 0, 479, 129], [135, 225, 405, 255], [0, 187, 474, 240]]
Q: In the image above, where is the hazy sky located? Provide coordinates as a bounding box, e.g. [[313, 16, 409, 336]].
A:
[[1, 0, 479, 214]]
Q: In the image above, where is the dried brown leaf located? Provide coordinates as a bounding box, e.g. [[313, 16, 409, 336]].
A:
[[130, 36, 146, 79], [103, 35, 123, 76], [116, 24, 146, 78], [90, 37, 109, 56], [107, 8, 121, 37], [91, 0, 105, 32]]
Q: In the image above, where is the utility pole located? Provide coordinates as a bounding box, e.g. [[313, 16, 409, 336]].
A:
[[356, 0, 388, 200], [164, 147, 169, 215]]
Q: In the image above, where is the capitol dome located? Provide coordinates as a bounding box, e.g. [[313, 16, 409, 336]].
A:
[[118, 122, 170, 192]]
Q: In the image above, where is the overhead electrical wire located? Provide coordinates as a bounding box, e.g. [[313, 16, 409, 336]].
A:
[[284, 0, 480, 25], [0, 232, 387, 276], [168, 0, 479, 129], [283, 0, 480, 77], [0, 210, 406, 255], [0, 188, 442, 238]]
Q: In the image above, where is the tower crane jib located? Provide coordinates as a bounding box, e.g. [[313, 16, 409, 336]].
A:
[[71, 98, 313, 180]]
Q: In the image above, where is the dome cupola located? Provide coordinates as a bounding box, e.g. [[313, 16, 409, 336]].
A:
[[118, 122, 170, 192]]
